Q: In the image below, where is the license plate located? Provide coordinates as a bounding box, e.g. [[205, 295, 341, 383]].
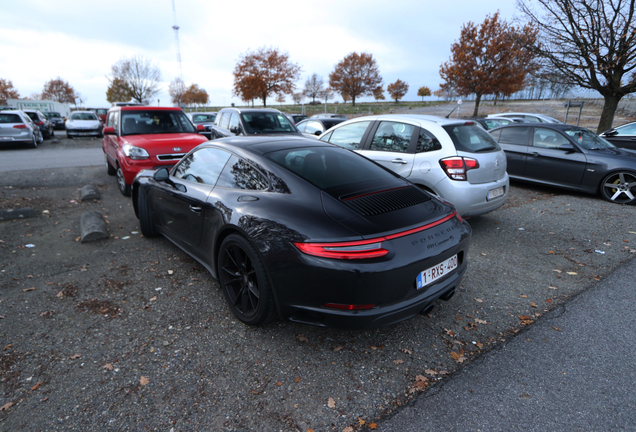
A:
[[416, 255, 457, 289], [78, 133, 92, 136], [488, 186, 504, 200]]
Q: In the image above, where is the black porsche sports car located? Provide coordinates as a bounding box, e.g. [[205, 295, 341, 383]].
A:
[[489, 123, 636, 204], [132, 136, 472, 329]]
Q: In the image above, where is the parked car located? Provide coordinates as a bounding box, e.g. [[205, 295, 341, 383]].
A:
[[489, 123, 636, 204], [43, 111, 66, 130], [296, 118, 346, 138], [487, 112, 562, 124], [599, 121, 636, 150], [187, 112, 217, 140], [132, 136, 471, 328], [102, 106, 208, 196], [284, 113, 309, 124], [0, 110, 43, 148], [23, 110, 54, 139], [461, 117, 505, 130], [210, 108, 301, 138], [84, 108, 109, 124], [318, 115, 509, 217], [65, 111, 103, 139], [311, 113, 347, 119]]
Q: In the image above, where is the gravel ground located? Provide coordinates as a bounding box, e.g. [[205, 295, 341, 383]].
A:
[[1, 112, 636, 431]]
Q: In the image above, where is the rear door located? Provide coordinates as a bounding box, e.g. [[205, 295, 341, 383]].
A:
[[491, 126, 531, 177], [524, 127, 587, 186]]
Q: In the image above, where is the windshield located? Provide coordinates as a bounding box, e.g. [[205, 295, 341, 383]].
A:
[[70, 112, 98, 120], [121, 110, 196, 135], [44, 112, 61, 118], [241, 112, 297, 134], [192, 114, 216, 123], [443, 124, 500, 152], [564, 128, 615, 150]]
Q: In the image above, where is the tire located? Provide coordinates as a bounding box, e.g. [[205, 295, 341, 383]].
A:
[[105, 154, 116, 175], [66, 132, 72, 139], [218, 234, 277, 326], [137, 187, 157, 237], [116, 166, 131, 197], [600, 171, 636, 204], [29, 134, 37, 149], [51, 129, 54, 138]]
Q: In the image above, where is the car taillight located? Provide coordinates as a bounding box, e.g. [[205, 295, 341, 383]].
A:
[[294, 240, 389, 260], [13, 124, 28, 129], [35, 121, 43, 125], [439, 157, 479, 181], [294, 212, 457, 260], [323, 303, 375, 310]]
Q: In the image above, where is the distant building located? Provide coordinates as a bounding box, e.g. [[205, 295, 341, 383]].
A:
[[6, 99, 72, 117]]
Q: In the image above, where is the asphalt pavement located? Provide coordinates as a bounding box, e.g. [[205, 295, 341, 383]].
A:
[[380, 257, 636, 431]]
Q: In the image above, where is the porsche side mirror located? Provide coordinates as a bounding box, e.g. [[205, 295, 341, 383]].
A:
[[153, 167, 170, 182]]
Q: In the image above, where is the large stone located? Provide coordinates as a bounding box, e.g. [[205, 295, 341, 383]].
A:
[[80, 184, 101, 201], [80, 211, 109, 243]]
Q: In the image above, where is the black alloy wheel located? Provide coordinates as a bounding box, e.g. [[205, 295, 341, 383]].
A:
[[117, 166, 131, 197], [600, 171, 636, 204], [218, 234, 276, 326], [137, 187, 157, 237]]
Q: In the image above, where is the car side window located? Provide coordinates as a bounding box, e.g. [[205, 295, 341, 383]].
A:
[[304, 121, 324, 135], [533, 128, 570, 149], [416, 128, 442, 153], [107, 112, 120, 131], [216, 155, 269, 190], [219, 112, 230, 129], [616, 123, 636, 135], [296, 121, 307, 132], [370, 122, 414, 152], [173, 147, 231, 186], [228, 113, 240, 132], [498, 127, 529, 145], [322, 121, 371, 150]]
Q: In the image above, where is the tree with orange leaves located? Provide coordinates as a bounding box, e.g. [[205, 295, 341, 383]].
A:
[[387, 79, 409, 103], [439, 12, 537, 116], [329, 52, 383, 106], [183, 83, 209, 106], [0, 78, 20, 104], [233, 47, 301, 107], [41, 77, 77, 104]]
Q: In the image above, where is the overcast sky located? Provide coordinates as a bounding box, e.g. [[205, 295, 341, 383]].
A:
[[1, 0, 521, 108]]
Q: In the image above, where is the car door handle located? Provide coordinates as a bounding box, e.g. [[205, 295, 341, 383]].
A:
[[189, 205, 202, 213], [531, 152, 540, 157], [391, 159, 408, 164]]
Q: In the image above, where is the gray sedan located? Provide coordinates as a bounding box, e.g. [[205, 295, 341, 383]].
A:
[[489, 123, 636, 204]]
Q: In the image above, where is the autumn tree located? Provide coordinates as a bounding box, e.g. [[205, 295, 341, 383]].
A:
[[106, 78, 132, 104], [108, 55, 161, 104], [329, 52, 383, 106], [387, 79, 409, 103], [292, 92, 304, 105], [303, 73, 324, 103], [168, 78, 186, 106], [373, 86, 385, 101], [232, 47, 301, 107], [439, 12, 537, 116], [417, 86, 431, 102], [320, 87, 335, 104], [518, 0, 636, 132], [40, 77, 77, 103], [0, 79, 20, 104], [183, 83, 208, 106]]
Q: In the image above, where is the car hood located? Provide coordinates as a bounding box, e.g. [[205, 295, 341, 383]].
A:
[[589, 147, 636, 159], [121, 133, 208, 154]]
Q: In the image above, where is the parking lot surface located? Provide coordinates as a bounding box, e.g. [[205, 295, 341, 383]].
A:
[[1, 136, 636, 431]]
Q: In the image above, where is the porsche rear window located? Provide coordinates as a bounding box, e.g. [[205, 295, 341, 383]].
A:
[[266, 146, 401, 192]]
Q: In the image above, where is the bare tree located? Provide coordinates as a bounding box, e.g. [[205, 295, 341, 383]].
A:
[[518, 0, 636, 131], [319, 87, 335, 104], [303, 73, 324, 103], [108, 55, 161, 104], [169, 78, 187, 107]]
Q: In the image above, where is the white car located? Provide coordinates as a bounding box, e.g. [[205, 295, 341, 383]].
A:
[[487, 112, 562, 124], [319, 114, 509, 217], [65, 111, 103, 139]]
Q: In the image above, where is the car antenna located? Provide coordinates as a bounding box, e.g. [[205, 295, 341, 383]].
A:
[[445, 107, 457, 118]]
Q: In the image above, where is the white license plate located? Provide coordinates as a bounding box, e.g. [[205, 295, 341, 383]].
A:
[[416, 255, 458, 289], [488, 186, 504, 200]]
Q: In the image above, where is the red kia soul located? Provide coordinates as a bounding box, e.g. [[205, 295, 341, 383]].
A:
[[103, 106, 208, 196]]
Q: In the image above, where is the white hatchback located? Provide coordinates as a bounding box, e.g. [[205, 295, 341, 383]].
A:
[[319, 114, 509, 217]]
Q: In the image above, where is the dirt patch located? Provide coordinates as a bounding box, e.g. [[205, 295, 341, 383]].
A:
[[75, 299, 121, 316]]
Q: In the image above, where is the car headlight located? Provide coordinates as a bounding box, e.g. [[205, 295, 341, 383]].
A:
[[122, 144, 149, 160]]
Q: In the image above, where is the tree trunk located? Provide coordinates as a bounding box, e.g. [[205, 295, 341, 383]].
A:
[[472, 93, 482, 117], [597, 94, 621, 133], [351, 96, 356, 106]]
